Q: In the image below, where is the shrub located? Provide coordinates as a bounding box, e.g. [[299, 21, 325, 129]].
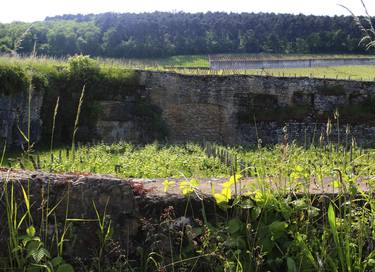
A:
[[0, 64, 29, 95], [67, 54, 100, 81]]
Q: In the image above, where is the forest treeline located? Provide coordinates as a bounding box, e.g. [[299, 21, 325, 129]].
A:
[[0, 12, 369, 58]]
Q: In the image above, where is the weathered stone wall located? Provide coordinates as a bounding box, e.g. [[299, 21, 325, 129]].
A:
[[0, 91, 43, 147], [0, 170, 371, 261], [1, 70, 375, 147], [95, 100, 143, 143], [139, 71, 375, 146], [0, 170, 215, 259]]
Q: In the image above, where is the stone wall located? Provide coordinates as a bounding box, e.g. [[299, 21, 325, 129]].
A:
[[0, 170, 371, 261], [0, 170, 215, 259], [139, 71, 375, 146], [0, 91, 43, 147], [1, 70, 375, 147]]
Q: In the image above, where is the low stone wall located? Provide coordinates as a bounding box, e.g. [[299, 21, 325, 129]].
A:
[[0, 170, 216, 259], [0, 170, 371, 260]]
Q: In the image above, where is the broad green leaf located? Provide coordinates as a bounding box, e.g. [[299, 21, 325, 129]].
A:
[[57, 263, 74, 272], [213, 193, 227, 204], [221, 187, 231, 200], [26, 240, 40, 252], [227, 218, 242, 234], [51, 256, 64, 267], [268, 221, 288, 240]]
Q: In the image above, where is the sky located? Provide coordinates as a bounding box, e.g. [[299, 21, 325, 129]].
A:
[[1, 0, 374, 23]]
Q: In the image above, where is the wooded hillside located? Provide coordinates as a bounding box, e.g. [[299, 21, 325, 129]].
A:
[[0, 12, 368, 58]]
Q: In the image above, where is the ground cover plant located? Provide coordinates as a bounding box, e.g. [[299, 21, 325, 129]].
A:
[[3, 141, 375, 180]]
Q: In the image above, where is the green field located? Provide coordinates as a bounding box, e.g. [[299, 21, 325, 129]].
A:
[[210, 53, 375, 61], [98, 54, 210, 68], [242, 65, 375, 81]]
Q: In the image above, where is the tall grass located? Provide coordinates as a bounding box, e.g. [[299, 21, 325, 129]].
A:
[[50, 97, 60, 154], [71, 85, 85, 160]]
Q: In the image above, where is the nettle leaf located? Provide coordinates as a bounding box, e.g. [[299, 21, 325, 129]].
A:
[[30, 248, 50, 263], [26, 240, 40, 252], [227, 218, 243, 234], [268, 221, 288, 240], [51, 256, 64, 267], [251, 206, 261, 220]]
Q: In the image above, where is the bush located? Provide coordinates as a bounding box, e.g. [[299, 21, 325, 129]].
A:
[[67, 54, 100, 81], [0, 64, 29, 95]]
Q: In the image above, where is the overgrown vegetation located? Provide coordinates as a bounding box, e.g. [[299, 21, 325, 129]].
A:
[[0, 60, 374, 272], [3, 139, 375, 179], [1, 138, 374, 271], [0, 3, 374, 271]]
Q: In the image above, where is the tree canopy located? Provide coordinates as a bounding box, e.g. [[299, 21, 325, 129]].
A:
[[0, 12, 369, 58]]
